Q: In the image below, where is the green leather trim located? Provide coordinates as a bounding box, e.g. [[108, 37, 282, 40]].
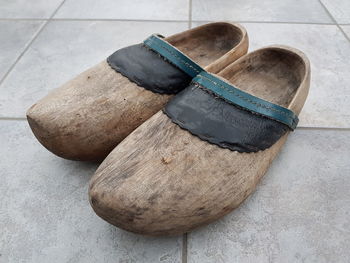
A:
[[192, 71, 299, 130], [143, 34, 204, 78]]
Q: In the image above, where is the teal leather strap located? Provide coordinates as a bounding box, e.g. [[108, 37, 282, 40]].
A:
[[192, 71, 299, 130], [143, 34, 204, 78]]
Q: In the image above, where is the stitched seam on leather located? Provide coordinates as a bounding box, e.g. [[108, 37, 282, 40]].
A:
[[195, 74, 295, 123], [148, 39, 201, 74]]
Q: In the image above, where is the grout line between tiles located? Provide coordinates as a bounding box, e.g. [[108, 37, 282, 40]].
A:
[[0, 21, 47, 86], [297, 126, 350, 131], [0, 18, 341, 26], [52, 18, 190, 23], [0, 18, 48, 21], [317, 0, 350, 44], [0, 117, 27, 121], [49, 0, 67, 20], [182, 233, 188, 263], [191, 20, 337, 25], [337, 25, 350, 43], [188, 0, 192, 29], [317, 0, 338, 24], [0, 0, 67, 87]]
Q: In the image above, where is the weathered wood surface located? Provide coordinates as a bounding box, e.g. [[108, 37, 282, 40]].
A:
[[89, 46, 311, 235], [27, 22, 248, 161]]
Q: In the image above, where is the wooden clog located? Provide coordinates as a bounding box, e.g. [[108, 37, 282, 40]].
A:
[[89, 46, 310, 236], [26, 22, 248, 161]]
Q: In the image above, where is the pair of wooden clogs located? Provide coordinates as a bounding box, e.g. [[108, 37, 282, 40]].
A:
[[27, 22, 310, 236]]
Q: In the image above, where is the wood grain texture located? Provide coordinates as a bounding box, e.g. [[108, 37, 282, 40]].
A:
[[27, 22, 248, 161], [89, 45, 311, 236]]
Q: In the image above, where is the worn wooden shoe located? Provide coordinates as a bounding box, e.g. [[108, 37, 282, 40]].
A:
[[26, 22, 248, 161], [89, 46, 310, 236]]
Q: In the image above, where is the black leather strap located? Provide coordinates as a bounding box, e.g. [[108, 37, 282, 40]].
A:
[[164, 84, 289, 152], [192, 72, 298, 129], [107, 43, 192, 94], [144, 34, 204, 78]]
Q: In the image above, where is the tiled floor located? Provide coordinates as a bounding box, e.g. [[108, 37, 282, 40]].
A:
[[0, 0, 349, 262]]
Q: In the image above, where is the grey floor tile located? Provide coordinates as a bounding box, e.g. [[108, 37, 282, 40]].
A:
[[321, 0, 350, 24], [0, 20, 187, 118], [0, 21, 44, 80], [192, 0, 332, 23], [0, 120, 182, 263], [192, 22, 350, 128], [188, 129, 350, 263], [0, 0, 63, 18], [54, 0, 189, 20], [341, 25, 350, 38]]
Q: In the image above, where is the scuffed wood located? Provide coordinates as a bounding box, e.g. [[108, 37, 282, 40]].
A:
[[89, 45, 311, 235], [27, 22, 248, 161]]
